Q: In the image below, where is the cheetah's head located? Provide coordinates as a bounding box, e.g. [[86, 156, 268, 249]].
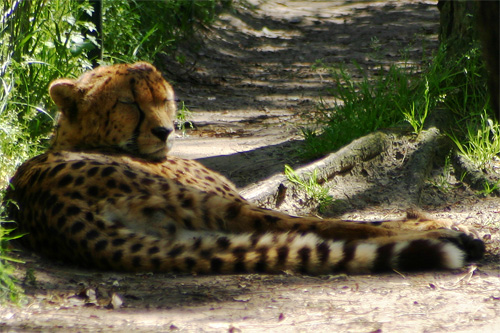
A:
[[49, 62, 176, 160]]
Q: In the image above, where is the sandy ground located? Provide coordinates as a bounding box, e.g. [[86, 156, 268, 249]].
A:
[[2, 1, 500, 332]]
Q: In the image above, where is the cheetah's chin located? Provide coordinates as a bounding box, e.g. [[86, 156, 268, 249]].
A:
[[146, 146, 169, 160]]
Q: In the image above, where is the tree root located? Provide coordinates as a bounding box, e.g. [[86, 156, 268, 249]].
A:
[[403, 127, 451, 204], [241, 131, 390, 208], [452, 153, 500, 195], [241, 127, 455, 212]]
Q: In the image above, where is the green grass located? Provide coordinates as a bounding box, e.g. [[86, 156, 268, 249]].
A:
[[433, 46, 490, 119], [284, 164, 333, 211], [449, 111, 500, 169], [305, 40, 492, 161], [1, 1, 97, 188], [479, 179, 500, 197], [0, 233, 24, 303], [428, 152, 454, 193], [400, 79, 431, 135], [103, 0, 231, 63], [436, 44, 497, 171], [304, 59, 419, 159], [0, 196, 24, 303], [176, 101, 194, 137]]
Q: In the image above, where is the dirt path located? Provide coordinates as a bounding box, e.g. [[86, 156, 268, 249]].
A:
[[167, 0, 440, 187], [2, 1, 500, 332]]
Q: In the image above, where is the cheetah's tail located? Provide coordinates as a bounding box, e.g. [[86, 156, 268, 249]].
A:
[[95, 230, 484, 274]]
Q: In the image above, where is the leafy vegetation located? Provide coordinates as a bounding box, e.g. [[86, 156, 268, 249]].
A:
[[0, 197, 24, 303], [103, 0, 230, 62], [449, 111, 500, 169], [0, 234, 24, 303], [478, 179, 500, 197], [428, 152, 454, 193], [303, 60, 416, 159], [305, 40, 492, 162], [176, 101, 195, 137], [401, 79, 431, 135], [284, 164, 333, 211]]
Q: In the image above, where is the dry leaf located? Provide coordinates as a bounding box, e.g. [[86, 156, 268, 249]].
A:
[[108, 293, 124, 309]]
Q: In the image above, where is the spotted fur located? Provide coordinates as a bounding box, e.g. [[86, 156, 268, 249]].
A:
[[5, 62, 485, 274]]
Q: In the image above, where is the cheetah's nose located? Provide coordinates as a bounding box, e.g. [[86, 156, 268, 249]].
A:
[[151, 126, 172, 143]]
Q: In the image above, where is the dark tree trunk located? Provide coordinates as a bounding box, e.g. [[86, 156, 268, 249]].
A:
[[476, 1, 499, 118], [80, 0, 102, 68], [437, 0, 477, 51], [438, 0, 499, 118]]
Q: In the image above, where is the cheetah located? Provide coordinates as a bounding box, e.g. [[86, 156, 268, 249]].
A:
[[4, 62, 484, 274]]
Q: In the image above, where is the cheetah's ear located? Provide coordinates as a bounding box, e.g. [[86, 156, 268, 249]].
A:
[[49, 79, 77, 109], [49, 79, 80, 123]]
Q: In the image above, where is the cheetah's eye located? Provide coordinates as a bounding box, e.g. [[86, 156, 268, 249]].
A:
[[118, 98, 135, 104]]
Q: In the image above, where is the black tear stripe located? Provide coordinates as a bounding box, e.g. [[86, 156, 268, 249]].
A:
[[129, 76, 145, 148]]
